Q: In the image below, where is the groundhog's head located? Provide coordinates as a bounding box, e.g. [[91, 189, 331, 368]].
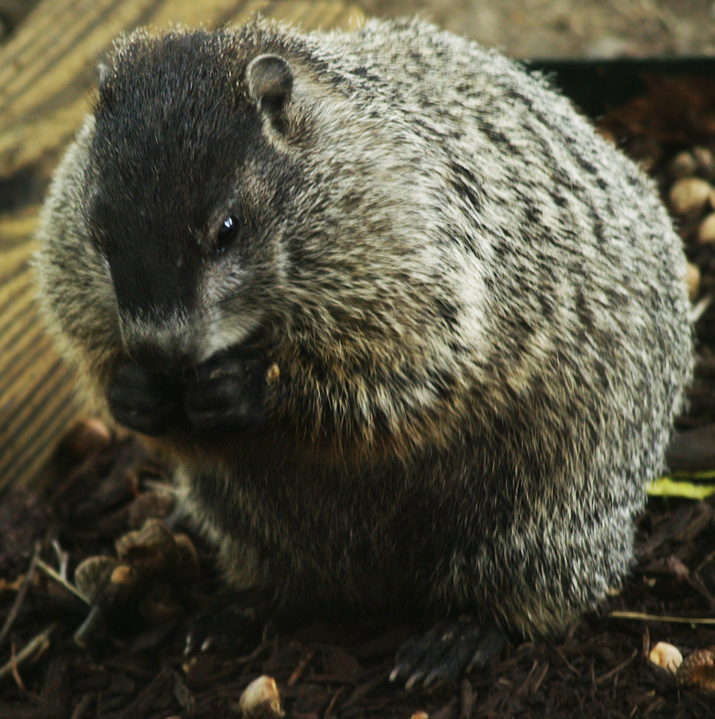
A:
[[79, 29, 309, 371], [38, 24, 453, 394]]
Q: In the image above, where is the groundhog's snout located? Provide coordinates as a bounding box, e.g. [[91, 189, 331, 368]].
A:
[[125, 336, 199, 375], [119, 312, 204, 374]]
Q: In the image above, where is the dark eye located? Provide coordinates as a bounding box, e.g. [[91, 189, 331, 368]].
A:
[[215, 215, 239, 255]]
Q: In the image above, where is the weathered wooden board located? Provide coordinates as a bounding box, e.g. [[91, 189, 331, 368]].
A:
[[0, 0, 363, 490]]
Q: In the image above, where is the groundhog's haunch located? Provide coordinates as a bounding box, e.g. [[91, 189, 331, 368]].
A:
[[36, 17, 692, 685]]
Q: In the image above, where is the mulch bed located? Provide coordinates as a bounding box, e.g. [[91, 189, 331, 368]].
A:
[[5, 71, 715, 719]]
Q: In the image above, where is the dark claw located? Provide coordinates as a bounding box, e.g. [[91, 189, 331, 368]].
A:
[[185, 589, 271, 657], [466, 626, 505, 672], [390, 618, 505, 688], [108, 362, 179, 435]]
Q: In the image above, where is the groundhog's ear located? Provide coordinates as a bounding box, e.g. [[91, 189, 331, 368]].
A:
[[246, 54, 294, 134]]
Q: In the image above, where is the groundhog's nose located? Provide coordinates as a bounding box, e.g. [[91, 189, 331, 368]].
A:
[[130, 341, 193, 373]]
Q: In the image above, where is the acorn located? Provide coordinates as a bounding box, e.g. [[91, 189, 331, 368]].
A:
[[668, 150, 697, 180], [686, 263, 701, 302], [670, 178, 713, 216], [62, 417, 112, 459], [698, 213, 715, 244], [237, 675, 284, 718], [649, 642, 683, 675], [74, 555, 119, 603]]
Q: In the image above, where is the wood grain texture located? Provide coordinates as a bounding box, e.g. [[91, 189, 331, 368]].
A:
[[0, 0, 364, 490]]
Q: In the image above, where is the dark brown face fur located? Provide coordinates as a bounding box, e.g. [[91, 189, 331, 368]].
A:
[[87, 30, 292, 329]]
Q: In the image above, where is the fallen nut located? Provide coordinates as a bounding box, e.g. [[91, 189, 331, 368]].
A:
[[116, 518, 177, 563], [686, 263, 701, 302], [668, 150, 697, 180], [109, 563, 141, 587], [694, 146, 715, 179], [237, 675, 284, 718], [128, 489, 176, 528], [596, 127, 616, 145], [649, 641, 683, 674], [62, 417, 112, 459], [115, 518, 179, 576], [699, 213, 715, 244], [677, 647, 715, 692], [74, 555, 118, 603], [670, 177, 713, 216]]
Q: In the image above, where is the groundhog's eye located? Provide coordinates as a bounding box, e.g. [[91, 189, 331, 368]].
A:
[[215, 215, 239, 256]]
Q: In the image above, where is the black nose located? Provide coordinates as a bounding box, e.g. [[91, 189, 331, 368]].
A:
[[130, 341, 192, 373]]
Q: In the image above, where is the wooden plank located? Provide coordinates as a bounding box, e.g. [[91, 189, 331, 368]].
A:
[[0, 0, 364, 490]]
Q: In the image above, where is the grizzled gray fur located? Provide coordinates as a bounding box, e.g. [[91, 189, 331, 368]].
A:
[[36, 16, 691, 657]]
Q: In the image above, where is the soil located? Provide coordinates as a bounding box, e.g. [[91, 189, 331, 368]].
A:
[[3, 441, 715, 719], [5, 3, 715, 719]]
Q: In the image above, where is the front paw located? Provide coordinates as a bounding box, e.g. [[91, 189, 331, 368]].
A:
[[108, 362, 180, 436], [182, 350, 271, 433]]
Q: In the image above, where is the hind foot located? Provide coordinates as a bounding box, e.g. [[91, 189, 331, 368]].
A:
[[389, 617, 505, 688], [184, 588, 272, 657]]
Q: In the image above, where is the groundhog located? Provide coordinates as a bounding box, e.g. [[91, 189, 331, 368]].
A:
[[36, 17, 692, 685]]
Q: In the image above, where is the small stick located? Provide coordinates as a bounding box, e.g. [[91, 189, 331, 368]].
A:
[[287, 650, 314, 686], [0, 624, 55, 682], [554, 647, 579, 675], [36, 558, 90, 604], [610, 610, 715, 625], [323, 685, 345, 717], [595, 649, 637, 686], [0, 541, 41, 652], [51, 539, 70, 581], [69, 694, 94, 719], [340, 670, 388, 711]]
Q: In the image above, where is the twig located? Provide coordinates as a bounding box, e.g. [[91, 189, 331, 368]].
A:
[[514, 659, 540, 696], [36, 558, 90, 604], [530, 662, 550, 694], [10, 643, 27, 693], [103, 666, 171, 719], [287, 649, 314, 686], [70, 694, 95, 719], [0, 624, 55, 682], [323, 685, 345, 718], [554, 647, 579, 674], [610, 610, 715, 625], [51, 539, 70, 582], [595, 649, 637, 686], [0, 541, 41, 652], [340, 670, 388, 711]]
